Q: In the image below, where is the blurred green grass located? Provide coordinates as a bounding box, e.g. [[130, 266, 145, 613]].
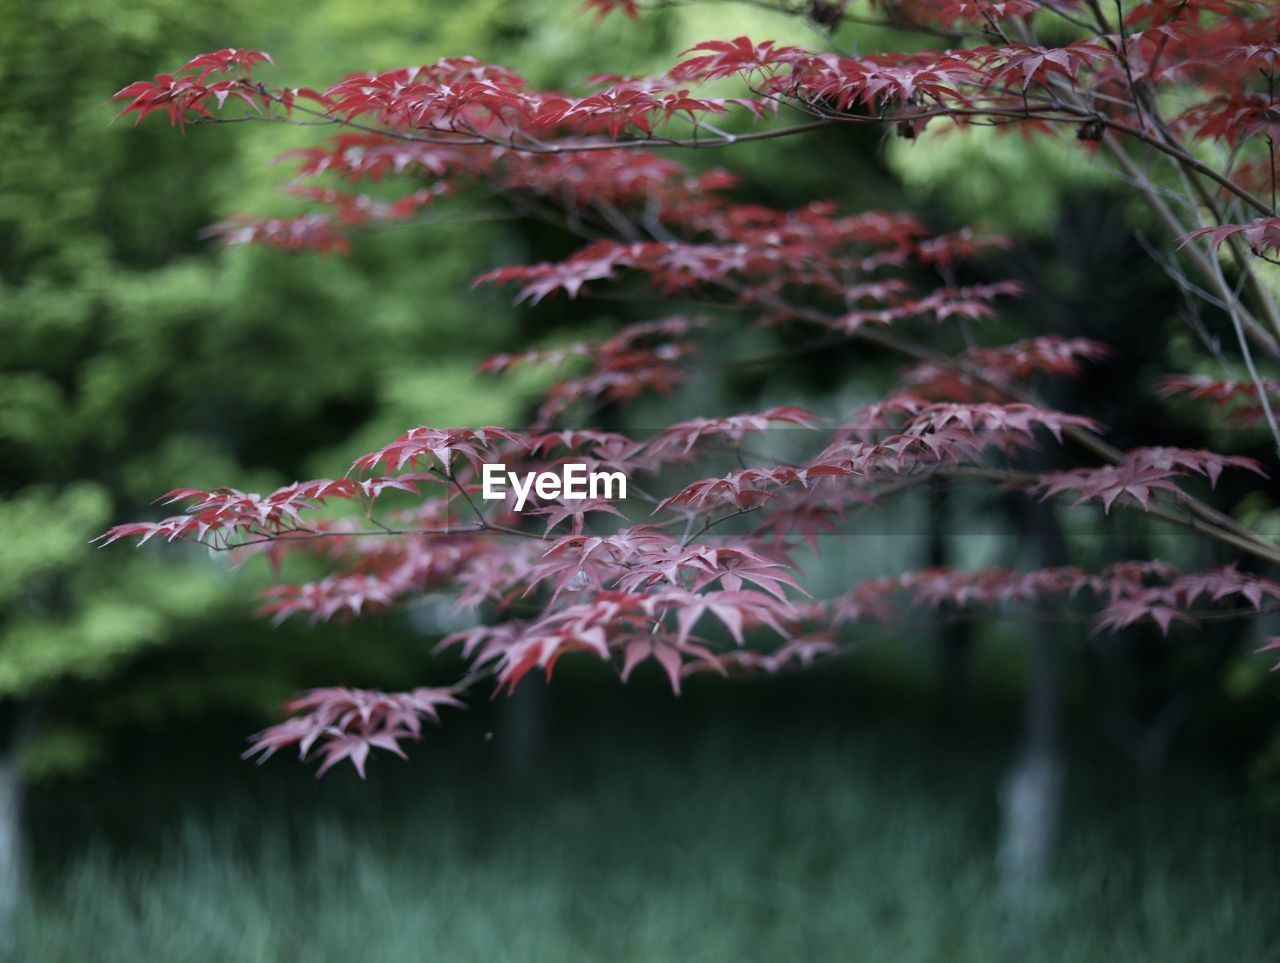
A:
[[16, 711, 1279, 963]]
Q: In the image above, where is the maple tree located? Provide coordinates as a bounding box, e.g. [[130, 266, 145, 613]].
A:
[[102, 0, 1280, 778]]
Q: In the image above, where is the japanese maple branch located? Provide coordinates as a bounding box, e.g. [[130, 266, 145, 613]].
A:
[[215, 524, 489, 552], [434, 466, 550, 540], [637, 280, 1280, 564]]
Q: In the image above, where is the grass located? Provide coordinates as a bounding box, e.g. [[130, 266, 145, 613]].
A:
[[14, 691, 1280, 963]]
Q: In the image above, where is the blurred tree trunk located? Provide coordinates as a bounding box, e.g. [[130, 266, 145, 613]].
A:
[[998, 629, 1062, 903], [496, 674, 546, 780], [0, 754, 20, 951], [0, 702, 30, 953], [928, 484, 974, 729], [998, 501, 1066, 923]]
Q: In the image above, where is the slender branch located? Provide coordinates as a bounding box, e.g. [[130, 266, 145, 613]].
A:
[[215, 524, 490, 552], [435, 466, 548, 540]]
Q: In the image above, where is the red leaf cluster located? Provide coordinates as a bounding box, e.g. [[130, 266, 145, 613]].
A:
[[244, 687, 463, 777], [101, 0, 1280, 773]]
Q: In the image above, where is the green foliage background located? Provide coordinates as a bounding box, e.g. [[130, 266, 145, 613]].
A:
[[0, 0, 915, 777], [0, 0, 658, 773]]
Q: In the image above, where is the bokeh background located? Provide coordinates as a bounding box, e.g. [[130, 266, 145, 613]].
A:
[[3, 0, 1280, 959]]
